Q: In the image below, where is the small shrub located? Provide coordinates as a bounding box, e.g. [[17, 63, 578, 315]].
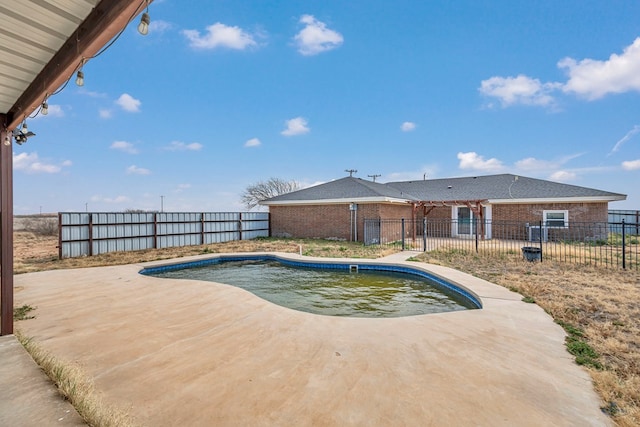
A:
[[22, 217, 58, 236], [522, 296, 535, 304], [14, 304, 36, 320]]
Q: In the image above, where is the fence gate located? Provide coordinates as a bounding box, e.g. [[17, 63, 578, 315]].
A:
[[364, 219, 426, 251]]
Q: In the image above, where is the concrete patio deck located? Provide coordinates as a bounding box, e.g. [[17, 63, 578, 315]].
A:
[[8, 252, 611, 426]]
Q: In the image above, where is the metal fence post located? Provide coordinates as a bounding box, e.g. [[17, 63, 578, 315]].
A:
[[474, 217, 479, 253], [401, 218, 405, 251], [88, 213, 93, 256], [423, 217, 427, 252], [539, 220, 543, 262], [622, 219, 626, 270]]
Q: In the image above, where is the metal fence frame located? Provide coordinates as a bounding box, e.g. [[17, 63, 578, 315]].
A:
[[59, 212, 269, 259], [364, 218, 639, 270]]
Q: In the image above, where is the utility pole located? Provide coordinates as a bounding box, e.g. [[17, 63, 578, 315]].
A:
[[345, 169, 357, 177], [368, 174, 381, 182], [160, 195, 164, 213]]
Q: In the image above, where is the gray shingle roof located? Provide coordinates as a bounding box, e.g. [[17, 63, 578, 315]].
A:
[[263, 177, 415, 203], [261, 174, 626, 205], [387, 174, 626, 201]]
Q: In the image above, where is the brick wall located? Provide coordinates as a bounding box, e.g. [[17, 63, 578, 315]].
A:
[[270, 203, 413, 241], [492, 202, 608, 223], [270, 201, 610, 241]]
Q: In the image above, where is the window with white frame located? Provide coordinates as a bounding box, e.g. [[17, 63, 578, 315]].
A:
[[543, 210, 568, 228]]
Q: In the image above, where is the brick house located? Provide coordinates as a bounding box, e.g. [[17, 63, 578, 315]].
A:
[[260, 174, 626, 242]]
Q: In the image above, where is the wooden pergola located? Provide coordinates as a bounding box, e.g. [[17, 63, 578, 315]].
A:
[[410, 199, 488, 238], [1, 0, 152, 335]]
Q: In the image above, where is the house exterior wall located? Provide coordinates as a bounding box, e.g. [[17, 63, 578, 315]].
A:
[[492, 202, 608, 223], [269, 201, 610, 241], [269, 203, 412, 241], [492, 202, 609, 240]]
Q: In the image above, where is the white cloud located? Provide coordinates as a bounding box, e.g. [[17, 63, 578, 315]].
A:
[[13, 152, 69, 174], [90, 195, 131, 204], [126, 165, 151, 175], [115, 93, 141, 112], [515, 153, 583, 171], [609, 125, 640, 156], [479, 75, 560, 107], [514, 157, 558, 171], [294, 15, 343, 56], [99, 109, 112, 119], [164, 141, 203, 151], [281, 117, 310, 136], [560, 37, 640, 100], [457, 152, 504, 172], [175, 183, 191, 192], [110, 141, 138, 154], [549, 170, 577, 181], [149, 20, 173, 34], [400, 122, 416, 132], [622, 159, 640, 170], [244, 137, 261, 147], [183, 23, 257, 50]]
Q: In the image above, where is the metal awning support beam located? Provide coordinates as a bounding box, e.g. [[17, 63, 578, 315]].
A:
[[6, 0, 149, 130], [0, 119, 12, 335]]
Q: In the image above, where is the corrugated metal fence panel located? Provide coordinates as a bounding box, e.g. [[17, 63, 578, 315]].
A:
[[204, 221, 238, 233], [241, 212, 269, 221], [204, 212, 240, 221], [93, 237, 155, 255], [61, 241, 90, 258], [59, 212, 270, 259], [242, 220, 269, 231], [61, 213, 90, 225], [204, 231, 241, 244]]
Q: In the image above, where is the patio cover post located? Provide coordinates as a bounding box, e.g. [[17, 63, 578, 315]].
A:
[[0, 118, 14, 335]]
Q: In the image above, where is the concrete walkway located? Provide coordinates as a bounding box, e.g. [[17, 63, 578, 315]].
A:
[[9, 252, 611, 426], [0, 334, 85, 426]]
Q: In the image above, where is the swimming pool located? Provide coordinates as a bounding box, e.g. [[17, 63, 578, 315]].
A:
[[141, 254, 481, 317]]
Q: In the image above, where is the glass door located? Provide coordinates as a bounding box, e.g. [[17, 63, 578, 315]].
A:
[[457, 207, 473, 235]]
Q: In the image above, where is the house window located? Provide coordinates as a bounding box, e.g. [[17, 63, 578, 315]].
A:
[[543, 210, 568, 228]]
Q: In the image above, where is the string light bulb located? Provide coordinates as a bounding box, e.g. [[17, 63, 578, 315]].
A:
[[3, 133, 10, 146], [137, 11, 150, 35], [75, 70, 84, 86], [41, 101, 49, 115]]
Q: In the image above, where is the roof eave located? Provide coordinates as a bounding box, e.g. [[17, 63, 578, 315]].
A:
[[260, 196, 413, 206], [487, 195, 627, 204]]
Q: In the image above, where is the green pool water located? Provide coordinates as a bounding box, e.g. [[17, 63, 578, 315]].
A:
[[151, 260, 476, 317]]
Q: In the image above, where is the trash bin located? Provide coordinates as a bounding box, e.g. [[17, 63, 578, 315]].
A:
[[521, 246, 542, 262]]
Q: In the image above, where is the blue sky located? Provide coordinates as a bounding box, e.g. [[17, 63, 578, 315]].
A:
[[14, 0, 640, 213]]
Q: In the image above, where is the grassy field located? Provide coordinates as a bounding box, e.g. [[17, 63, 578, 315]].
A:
[[12, 229, 640, 426]]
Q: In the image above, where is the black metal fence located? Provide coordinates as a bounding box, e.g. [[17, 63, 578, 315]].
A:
[[364, 218, 639, 270]]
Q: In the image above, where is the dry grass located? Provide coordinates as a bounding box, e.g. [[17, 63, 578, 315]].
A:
[[15, 330, 137, 427], [13, 232, 398, 275], [415, 250, 640, 427], [13, 230, 640, 426]]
